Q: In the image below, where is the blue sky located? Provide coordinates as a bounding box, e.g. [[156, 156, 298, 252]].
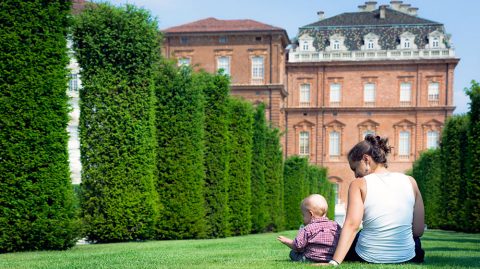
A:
[[107, 0, 479, 114]]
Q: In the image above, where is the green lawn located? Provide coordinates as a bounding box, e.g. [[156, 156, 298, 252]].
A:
[[1, 230, 479, 269]]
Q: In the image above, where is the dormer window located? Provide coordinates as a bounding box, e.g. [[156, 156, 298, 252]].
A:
[[397, 32, 417, 50], [327, 34, 346, 51], [362, 33, 380, 50], [298, 33, 315, 52], [427, 31, 446, 49]]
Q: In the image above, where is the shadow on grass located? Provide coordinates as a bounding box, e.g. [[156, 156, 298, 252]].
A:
[[423, 237, 480, 244], [426, 247, 479, 252]]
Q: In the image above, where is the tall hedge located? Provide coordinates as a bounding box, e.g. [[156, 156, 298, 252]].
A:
[[227, 97, 254, 235], [0, 0, 79, 252], [154, 62, 207, 239], [72, 3, 159, 242], [197, 71, 230, 238], [250, 103, 267, 232], [264, 127, 285, 231], [283, 156, 309, 230], [465, 80, 480, 232], [309, 166, 334, 219], [439, 115, 469, 230], [412, 149, 442, 228]]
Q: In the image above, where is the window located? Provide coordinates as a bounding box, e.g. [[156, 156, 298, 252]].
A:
[[427, 130, 439, 149], [69, 74, 78, 92], [330, 83, 341, 106], [299, 131, 310, 156], [333, 40, 340, 50], [363, 130, 375, 139], [400, 82, 411, 105], [404, 38, 410, 49], [329, 131, 340, 157], [428, 82, 440, 102], [432, 37, 439, 48], [177, 57, 191, 66], [255, 36, 262, 41], [180, 36, 188, 44], [399, 131, 410, 158], [302, 41, 309, 51], [251, 56, 264, 83], [300, 84, 310, 106], [219, 36, 228, 43], [217, 56, 230, 75], [367, 40, 374, 49], [364, 83, 375, 105]]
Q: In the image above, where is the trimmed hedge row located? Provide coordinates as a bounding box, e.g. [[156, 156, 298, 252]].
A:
[[72, 3, 159, 242], [0, 0, 79, 252]]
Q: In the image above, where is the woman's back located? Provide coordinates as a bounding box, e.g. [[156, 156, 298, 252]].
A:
[[355, 172, 415, 263]]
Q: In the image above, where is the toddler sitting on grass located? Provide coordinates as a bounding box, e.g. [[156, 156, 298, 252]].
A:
[[277, 194, 341, 263]]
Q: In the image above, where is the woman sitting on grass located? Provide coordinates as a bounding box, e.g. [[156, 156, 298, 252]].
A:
[[326, 135, 425, 266]]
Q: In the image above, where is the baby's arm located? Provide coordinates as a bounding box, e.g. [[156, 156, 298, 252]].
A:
[[277, 235, 295, 249]]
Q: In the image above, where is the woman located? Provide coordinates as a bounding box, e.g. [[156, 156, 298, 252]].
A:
[[327, 135, 425, 266]]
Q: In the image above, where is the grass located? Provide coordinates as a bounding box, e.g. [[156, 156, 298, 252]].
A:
[[0, 230, 479, 269]]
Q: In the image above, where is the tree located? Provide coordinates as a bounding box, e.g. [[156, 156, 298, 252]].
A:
[[439, 115, 469, 230], [250, 103, 267, 232], [465, 80, 480, 232], [197, 71, 231, 238], [412, 149, 442, 228], [154, 62, 207, 239], [227, 97, 254, 235], [264, 127, 285, 231], [0, 0, 79, 252], [72, 3, 159, 242], [283, 156, 309, 230]]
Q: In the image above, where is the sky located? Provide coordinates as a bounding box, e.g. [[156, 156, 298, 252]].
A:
[[107, 0, 479, 114]]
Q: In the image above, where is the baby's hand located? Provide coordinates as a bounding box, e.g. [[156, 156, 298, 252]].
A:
[[277, 235, 290, 244]]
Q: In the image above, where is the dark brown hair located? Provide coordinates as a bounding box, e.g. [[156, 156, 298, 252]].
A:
[[348, 134, 392, 167]]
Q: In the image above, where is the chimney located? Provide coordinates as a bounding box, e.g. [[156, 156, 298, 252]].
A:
[[379, 5, 387, 19], [400, 3, 411, 13], [408, 7, 418, 16], [317, 11, 325, 21], [365, 1, 377, 12], [358, 4, 367, 11], [390, 1, 403, 11]]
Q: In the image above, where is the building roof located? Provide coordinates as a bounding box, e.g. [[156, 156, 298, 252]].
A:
[[163, 17, 285, 33], [303, 8, 440, 29]]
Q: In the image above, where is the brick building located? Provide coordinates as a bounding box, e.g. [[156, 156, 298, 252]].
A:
[[163, 1, 459, 221]]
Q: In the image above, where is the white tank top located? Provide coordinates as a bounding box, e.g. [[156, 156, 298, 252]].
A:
[[355, 172, 415, 263]]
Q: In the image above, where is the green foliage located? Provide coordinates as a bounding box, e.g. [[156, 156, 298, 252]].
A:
[[250, 103, 267, 232], [412, 149, 442, 228], [465, 80, 480, 232], [227, 98, 254, 235], [264, 127, 285, 231], [72, 3, 159, 242], [439, 115, 469, 231], [154, 62, 207, 239], [196, 71, 231, 238], [0, 0, 79, 252], [283, 156, 309, 230], [309, 166, 335, 219]]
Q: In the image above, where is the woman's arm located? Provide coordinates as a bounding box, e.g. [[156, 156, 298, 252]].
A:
[[409, 176, 425, 237], [331, 179, 365, 264]]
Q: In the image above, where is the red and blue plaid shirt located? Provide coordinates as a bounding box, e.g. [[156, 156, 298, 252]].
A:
[[293, 216, 341, 262]]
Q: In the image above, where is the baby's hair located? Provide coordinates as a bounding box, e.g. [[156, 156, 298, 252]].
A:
[[348, 134, 392, 167], [302, 194, 328, 217]]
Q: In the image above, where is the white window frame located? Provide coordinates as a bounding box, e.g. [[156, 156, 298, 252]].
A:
[[400, 82, 411, 105], [427, 130, 439, 149], [333, 40, 340, 50], [251, 56, 264, 83], [299, 84, 311, 106], [367, 40, 374, 49], [364, 83, 376, 105], [329, 131, 340, 157], [330, 83, 341, 106], [302, 41, 309, 51], [299, 131, 310, 156], [69, 74, 79, 92], [399, 131, 410, 158], [217, 56, 230, 75], [432, 37, 439, 48], [428, 82, 440, 101], [177, 57, 191, 66]]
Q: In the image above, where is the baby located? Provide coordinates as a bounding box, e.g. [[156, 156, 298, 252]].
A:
[[277, 194, 341, 263]]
